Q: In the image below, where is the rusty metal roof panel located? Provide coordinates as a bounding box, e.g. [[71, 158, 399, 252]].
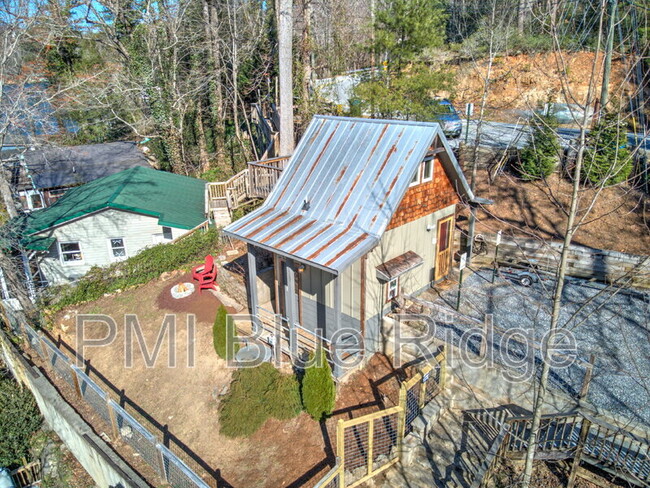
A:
[[224, 115, 451, 273]]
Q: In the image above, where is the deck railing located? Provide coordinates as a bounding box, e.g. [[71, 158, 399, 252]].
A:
[[472, 410, 650, 488], [206, 156, 289, 217]]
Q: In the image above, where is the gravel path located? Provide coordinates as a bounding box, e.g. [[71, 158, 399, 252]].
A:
[[422, 268, 650, 429]]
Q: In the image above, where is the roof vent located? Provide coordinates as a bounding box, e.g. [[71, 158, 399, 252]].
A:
[[302, 199, 310, 211]]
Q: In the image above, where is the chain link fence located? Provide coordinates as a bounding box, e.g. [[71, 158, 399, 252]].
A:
[[21, 324, 213, 488]]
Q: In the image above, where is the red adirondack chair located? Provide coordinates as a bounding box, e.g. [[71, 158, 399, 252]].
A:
[[192, 255, 218, 293]]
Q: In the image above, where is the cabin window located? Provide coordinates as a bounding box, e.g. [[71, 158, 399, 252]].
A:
[[386, 277, 400, 302], [60, 242, 83, 264], [109, 238, 127, 260], [162, 226, 173, 240], [422, 157, 434, 182], [409, 158, 434, 187], [409, 168, 420, 187]]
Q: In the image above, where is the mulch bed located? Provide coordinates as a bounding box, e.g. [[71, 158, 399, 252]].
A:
[[155, 272, 236, 324]]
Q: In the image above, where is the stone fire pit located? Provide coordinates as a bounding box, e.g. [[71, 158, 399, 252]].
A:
[[171, 282, 195, 299]]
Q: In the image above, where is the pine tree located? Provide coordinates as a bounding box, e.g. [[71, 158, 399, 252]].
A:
[[518, 114, 561, 180], [583, 112, 633, 186], [301, 345, 336, 422]]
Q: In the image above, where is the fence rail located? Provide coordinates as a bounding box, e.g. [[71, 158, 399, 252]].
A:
[[311, 347, 448, 487], [206, 155, 288, 218], [20, 324, 213, 488], [473, 233, 650, 288], [472, 410, 650, 488]]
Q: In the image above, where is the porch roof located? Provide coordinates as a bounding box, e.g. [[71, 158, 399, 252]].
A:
[[224, 115, 476, 274], [376, 251, 423, 282]]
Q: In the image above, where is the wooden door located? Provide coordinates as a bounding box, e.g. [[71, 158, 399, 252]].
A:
[[434, 216, 454, 281]]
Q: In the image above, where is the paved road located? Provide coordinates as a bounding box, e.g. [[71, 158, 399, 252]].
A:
[[448, 120, 650, 151]]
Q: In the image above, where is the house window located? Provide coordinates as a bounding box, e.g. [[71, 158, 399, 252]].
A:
[[109, 238, 127, 260], [29, 192, 44, 209], [409, 168, 420, 187], [409, 158, 434, 187], [422, 158, 433, 182], [22, 190, 44, 211], [386, 277, 399, 302], [162, 227, 173, 240], [60, 242, 83, 264]]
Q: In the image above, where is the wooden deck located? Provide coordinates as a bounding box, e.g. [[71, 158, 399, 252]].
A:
[[206, 156, 289, 225]]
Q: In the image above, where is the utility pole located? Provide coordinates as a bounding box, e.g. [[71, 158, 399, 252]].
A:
[[600, 0, 617, 111]]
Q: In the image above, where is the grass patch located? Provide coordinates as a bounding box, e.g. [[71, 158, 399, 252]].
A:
[[219, 363, 302, 437]]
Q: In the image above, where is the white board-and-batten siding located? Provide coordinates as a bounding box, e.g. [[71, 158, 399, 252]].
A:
[[34, 208, 190, 285]]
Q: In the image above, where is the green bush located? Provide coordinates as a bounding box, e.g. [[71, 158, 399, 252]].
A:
[[219, 363, 302, 438], [517, 114, 560, 180], [213, 305, 239, 360], [43, 228, 221, 312], [0, 374, 42, 468], [301, 346, 336, 422], [582, 112, 633, 186]]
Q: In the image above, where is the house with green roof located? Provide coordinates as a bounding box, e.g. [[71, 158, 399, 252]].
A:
[[18, 166, 208, 285]]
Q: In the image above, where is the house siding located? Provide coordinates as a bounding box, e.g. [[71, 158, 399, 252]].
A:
[[364, 205, 457, 353], [34, 208, 190, 285], [386, 156, 460, 231]]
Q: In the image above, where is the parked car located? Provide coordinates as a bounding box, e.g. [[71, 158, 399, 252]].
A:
[[427, 99, 463, 138]]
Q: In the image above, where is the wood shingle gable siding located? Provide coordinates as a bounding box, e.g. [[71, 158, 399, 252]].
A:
[[386, 156, 460, 231]]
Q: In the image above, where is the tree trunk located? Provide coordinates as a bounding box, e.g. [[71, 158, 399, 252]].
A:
[[204, 0, 226, 168], [196, 101, 211, 173], [300, 0, 313, 121], [520, 3, 607, 485], [278, 0, 295, 155]]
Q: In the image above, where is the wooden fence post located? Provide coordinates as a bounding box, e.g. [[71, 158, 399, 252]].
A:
[[438, 346, 448, 389], [419, 369, 428, 408], [367, 418, 374, 478], [567, 417, 591, 488], [156, 445, 169, 483], [71, 369, 82, 399], [397, 385, 407, 457], [106, 400, 120, 441], [337, 419, 345, 487], [579, 355, 596, 400]]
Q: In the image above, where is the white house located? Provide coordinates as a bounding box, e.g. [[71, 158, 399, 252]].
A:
[[18, 166, 208, 286]]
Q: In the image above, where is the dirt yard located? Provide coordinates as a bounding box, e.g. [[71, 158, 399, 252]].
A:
[[464, 169, 650, 255], [50, 272, 403, 488]]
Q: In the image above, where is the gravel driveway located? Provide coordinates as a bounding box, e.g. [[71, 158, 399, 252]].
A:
[[421, 268, 650, 428]]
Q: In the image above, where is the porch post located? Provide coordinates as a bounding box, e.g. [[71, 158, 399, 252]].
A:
[[333, 273, 342, 377], [246, 245, 258, 318], [284, 259, 296, 326], [285, 259, 297, 358]]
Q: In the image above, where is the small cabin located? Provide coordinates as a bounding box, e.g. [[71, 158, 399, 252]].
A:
[[224, 116, 480, 376]]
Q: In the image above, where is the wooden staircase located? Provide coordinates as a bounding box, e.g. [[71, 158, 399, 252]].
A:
[[206, 156, 288, 226], [472, 410, 650, 487]]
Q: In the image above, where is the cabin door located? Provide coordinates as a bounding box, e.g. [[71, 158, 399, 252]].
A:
[[434, 216, 454, 282]]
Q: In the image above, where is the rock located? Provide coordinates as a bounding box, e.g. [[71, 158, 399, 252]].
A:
[[120, 425, 133, 439]]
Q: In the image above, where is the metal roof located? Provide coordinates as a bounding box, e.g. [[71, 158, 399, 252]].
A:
[[23, 166, 207, 235], [224, 115, 475, 274]]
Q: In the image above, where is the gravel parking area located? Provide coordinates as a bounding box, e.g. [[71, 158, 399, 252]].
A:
[[421, 268, 650, 428]]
